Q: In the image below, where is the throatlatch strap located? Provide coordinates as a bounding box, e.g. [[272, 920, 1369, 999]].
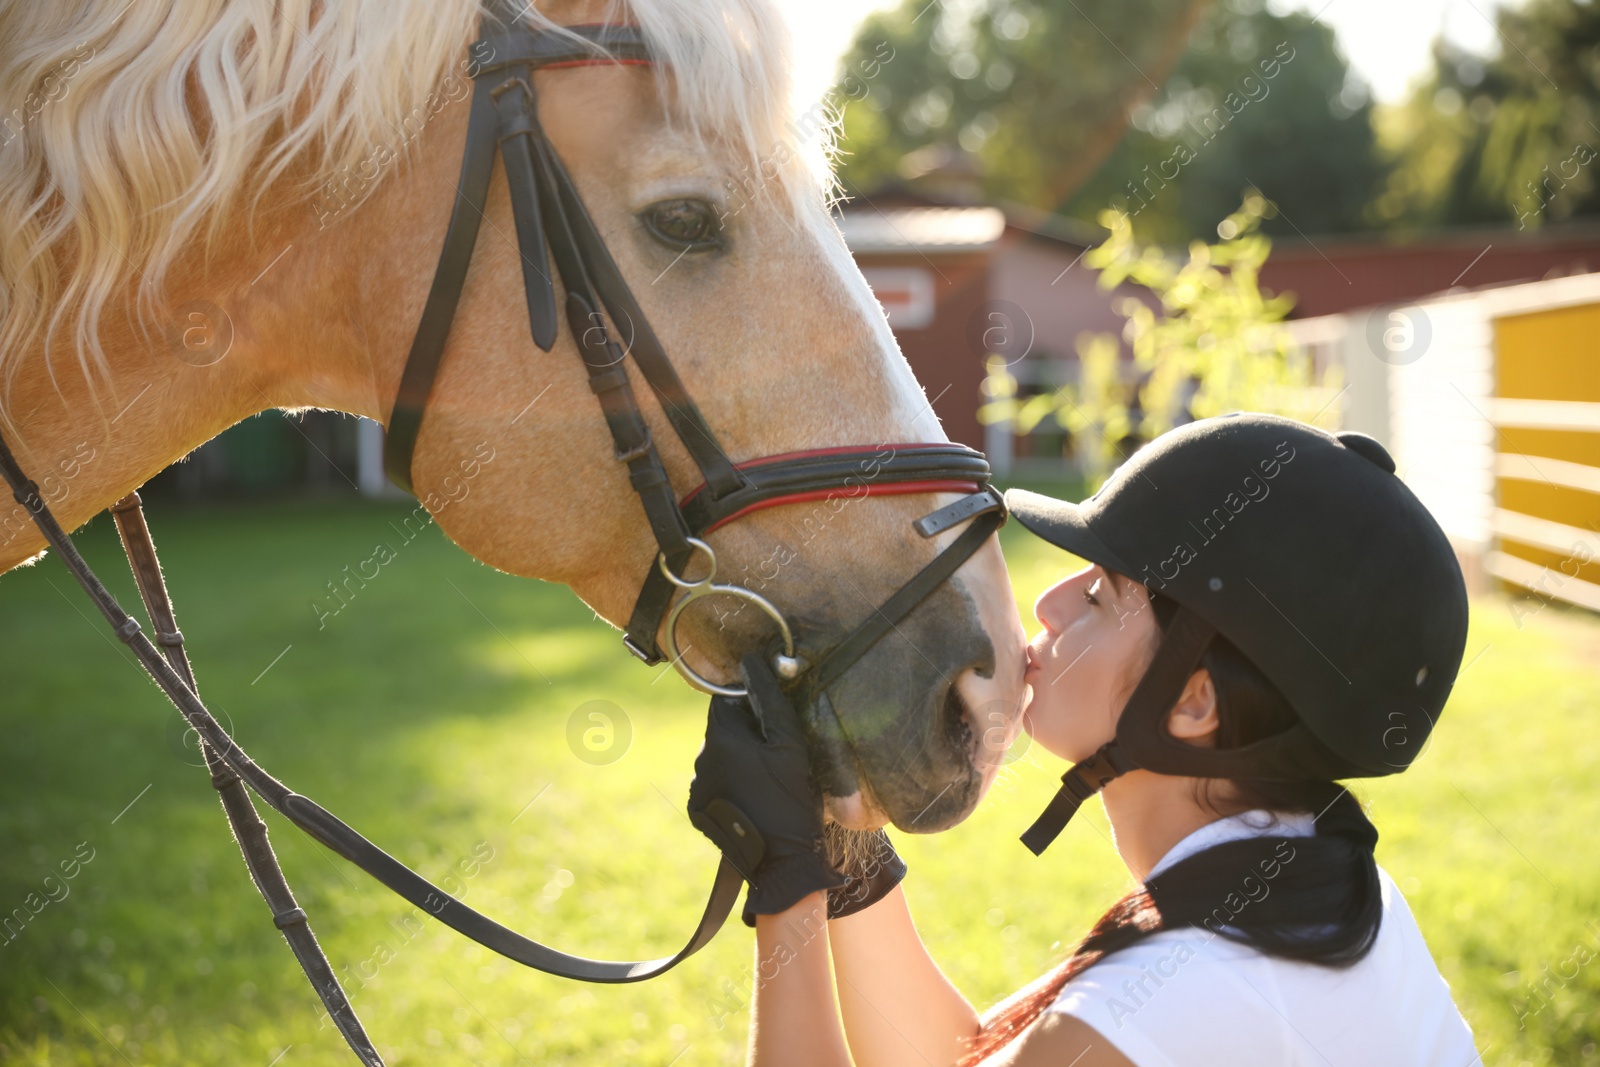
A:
[[1019, 606, 1216, 855]]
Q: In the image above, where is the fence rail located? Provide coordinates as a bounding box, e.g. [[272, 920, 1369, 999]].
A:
[[1490, 398, 1600, 432], [1486, 550, 1600, 613]]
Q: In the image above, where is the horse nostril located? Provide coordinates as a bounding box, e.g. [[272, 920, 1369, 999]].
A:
[[941, 682, 975, 757]]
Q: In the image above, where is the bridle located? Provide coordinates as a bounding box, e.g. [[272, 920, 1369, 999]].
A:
[[0, 11, 1005, 1066], [386, 17, 1005, 697]]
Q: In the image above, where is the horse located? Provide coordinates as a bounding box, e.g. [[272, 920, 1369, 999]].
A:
[[0, 0, 1027, 848]]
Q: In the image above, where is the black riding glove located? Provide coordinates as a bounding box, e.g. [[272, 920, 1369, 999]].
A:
[[826, 829, 907, 920], [687, 654, 847, 926]]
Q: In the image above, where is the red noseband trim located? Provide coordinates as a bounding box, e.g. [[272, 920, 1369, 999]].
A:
[[677, 443, 979, 533], [679, 443, 952, 504], [700, 480, 982, 535]]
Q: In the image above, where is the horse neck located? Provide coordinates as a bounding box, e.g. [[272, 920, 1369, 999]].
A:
[[0, 180, 387, 572]]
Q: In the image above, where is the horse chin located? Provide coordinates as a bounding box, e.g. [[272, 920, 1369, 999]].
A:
[[823, 792, 886, 831]]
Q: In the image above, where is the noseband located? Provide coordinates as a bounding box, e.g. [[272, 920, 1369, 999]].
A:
[[0, 11, 1004, 1066]]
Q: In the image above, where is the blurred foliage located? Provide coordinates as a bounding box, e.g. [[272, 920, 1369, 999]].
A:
[[833, 0, 1214, 210], [1372, 0, 1600, 231], [833, 0, 1386, 244], [982, 195, 1336, 484], [1060, 1, 1385, 243]]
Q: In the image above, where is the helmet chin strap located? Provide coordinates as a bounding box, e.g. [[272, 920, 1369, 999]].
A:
[[1021, 607, 1217, 855]]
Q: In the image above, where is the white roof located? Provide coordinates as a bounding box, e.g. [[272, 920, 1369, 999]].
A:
[[837, 206, 1006, 254]]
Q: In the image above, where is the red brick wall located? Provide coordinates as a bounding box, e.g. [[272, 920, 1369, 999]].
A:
[[859, 251, 991, 449]]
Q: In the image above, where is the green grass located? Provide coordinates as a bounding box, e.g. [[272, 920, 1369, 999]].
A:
[[1, 500, 1596, 1065]]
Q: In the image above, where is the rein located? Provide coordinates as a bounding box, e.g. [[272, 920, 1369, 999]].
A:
[[0, 10, 1005, 1065]]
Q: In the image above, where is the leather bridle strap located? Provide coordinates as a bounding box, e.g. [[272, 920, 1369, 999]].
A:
[[0, 435, 744, 1066], [624, 444, 996, 664], [107, 492, 384, 1066], [805, 506, 1005, 695], [384, 20, 742, 506], [383, 12, 1006, 689], [383, 44, 495, 494]]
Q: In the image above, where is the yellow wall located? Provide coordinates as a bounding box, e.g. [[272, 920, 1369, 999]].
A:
[[1494, 303, 1600, 587]]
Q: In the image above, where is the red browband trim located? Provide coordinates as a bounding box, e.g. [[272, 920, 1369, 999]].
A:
[[536, 23, 654, 70], [538, 58, 653, 70]]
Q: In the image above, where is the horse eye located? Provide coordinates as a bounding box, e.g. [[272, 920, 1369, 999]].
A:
[[642, 199, 722, 251]]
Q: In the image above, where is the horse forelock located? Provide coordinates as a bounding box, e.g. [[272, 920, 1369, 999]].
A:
[[0, 0, 837, 436]]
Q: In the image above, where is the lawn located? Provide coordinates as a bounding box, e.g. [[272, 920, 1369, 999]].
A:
[[0, 499, 1596, 1066]]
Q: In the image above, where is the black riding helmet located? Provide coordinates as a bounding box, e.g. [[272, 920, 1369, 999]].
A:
[[1008, 413, 1469, 854]]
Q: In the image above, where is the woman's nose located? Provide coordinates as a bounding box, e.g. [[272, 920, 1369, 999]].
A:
[[1033, 577, 1073, 633], [1035, 566, 1096, 633]]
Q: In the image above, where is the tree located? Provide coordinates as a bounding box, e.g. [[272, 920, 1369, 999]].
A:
[[1370, 0, 1600, 231], [832, 0, 1386, 244], [1060, 2, 1386, 244], [833, 0, 1215, 209], [981, 196, 1338, 483]]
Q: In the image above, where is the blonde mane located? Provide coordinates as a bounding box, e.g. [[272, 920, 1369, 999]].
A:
[[0, 0, 835, 431]]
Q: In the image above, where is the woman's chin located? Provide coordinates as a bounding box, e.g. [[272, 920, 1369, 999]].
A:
[[1030, 724, 1094, 764]]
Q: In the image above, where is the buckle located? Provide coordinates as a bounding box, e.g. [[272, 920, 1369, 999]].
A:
[[1064, 743, 1132, 801], [622, 633, 662, 666], [489, 75, 534, 103], [912, 486, 1005, 538], [614, 428, 654, 465]]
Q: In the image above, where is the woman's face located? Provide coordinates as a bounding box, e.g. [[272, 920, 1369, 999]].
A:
[[1023, 564, 1159, 763]]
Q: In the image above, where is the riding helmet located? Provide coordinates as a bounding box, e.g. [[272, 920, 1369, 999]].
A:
[[1007, 413, 1469, 851]]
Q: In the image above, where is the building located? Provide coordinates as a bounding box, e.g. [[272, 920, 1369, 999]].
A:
[[1289, 272, 1600, 614], [838, 197, 1152, 474], [1259, 225, 1600, 319]]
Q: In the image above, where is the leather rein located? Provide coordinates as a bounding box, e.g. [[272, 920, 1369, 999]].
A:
[[0, 12, 1005, 1067]]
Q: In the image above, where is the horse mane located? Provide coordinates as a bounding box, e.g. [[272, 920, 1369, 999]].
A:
[[0, 0, 834, 430]]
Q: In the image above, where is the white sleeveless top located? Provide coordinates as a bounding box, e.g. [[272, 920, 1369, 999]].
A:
[[1046, 811, 1481, 1066]]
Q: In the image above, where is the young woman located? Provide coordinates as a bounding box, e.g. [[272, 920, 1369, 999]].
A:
[[688, 413, 1482, 1066]]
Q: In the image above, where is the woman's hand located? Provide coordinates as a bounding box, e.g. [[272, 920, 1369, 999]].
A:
[[686, 654, 847, 924]]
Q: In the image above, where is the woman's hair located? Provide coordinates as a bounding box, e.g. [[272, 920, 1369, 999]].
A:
[[957, 591, 1383, 1065]]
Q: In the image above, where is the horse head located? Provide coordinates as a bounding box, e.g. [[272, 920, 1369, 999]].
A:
[[0, 0, 1028, 833]]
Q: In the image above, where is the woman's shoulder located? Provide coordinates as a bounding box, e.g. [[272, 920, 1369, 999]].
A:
[[1044, 866, 1480, 1066], [1046, 927, 1291, 1058]]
